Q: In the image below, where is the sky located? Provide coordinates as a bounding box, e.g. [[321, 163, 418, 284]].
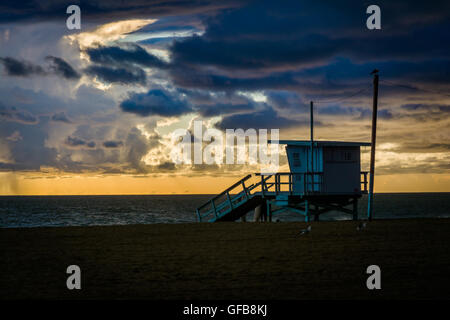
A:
[[0, 0, 449, 195]]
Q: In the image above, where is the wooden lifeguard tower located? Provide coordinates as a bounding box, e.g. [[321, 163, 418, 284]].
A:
[[195, 140, 369, 222]]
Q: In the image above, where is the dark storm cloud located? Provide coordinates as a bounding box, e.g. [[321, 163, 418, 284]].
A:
[[397, 104, 450, 122], [0, 119, 58, 171], [84, 65, 147, 85], [82, 44, 168, 85], [164, 0, 450, 93], [216, 108, 299, 130], [120, 89, 192, 116], [51, 112, 72, 123], [85, 44, 168, 69], [103, 140, 123, 148], [65, 136, 96, 148], [266, 91, 308, 111], [157, 161, 176, 171], [0, 57, 45, 76], [197, 103, 254, 117], [401, 104, 450, 113], [394, 142, 450, 154], [169, 0, 450, 73], [0, 105, 38, 124], [45, 56, 81, 80], [0, 0, 242, 24], [1, 56, 80, 79], [318, 105, 393, 120], [376, 157, 450, 175], [169, 66, 298, 91]]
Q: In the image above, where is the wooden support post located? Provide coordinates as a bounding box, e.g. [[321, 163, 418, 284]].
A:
[[242, 181, 249, 200], [226, 192, 234, 211], [353, 197, 358, 221], [313, 204, 319, 221], [261, 175, 265, 197], [310, 101, 314, 193], [305, 199, 310, 222], [211, 199, 217, 218], [262, 201, 267, 222], [254, 204, 262, 222], [368, 71, 379, 221]]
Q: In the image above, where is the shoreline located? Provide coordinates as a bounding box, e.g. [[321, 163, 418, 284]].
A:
[[1, 218, 450, 299]]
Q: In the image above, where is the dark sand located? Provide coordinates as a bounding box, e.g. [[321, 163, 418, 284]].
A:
[[1, 219, 450, 300]]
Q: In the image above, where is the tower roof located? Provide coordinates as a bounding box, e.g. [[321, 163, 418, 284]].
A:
[[270, 140, 371, 147]]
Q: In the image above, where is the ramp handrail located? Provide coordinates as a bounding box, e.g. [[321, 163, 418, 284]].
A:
[[196, 171, 369, 222], [255, 172, 323, 194], [196, 174, 253, 222]]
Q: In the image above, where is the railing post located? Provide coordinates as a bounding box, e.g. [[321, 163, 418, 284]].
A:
[[364, 172, 368, 192], [261, 175, 265, 197], [305, 199, 310, 222], [242, 181, 249, 200], [289, 174, 292, 195], [275, 174, 278, 194], [211, 199, 217, 218], [226, 191, 234, 210]]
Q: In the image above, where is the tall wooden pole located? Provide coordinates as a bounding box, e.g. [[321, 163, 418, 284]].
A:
[[367, 72, 379, 221], [310, 101, 314, 192]]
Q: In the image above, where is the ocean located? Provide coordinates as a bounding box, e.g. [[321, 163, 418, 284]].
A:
[[0, 193, 449, 228]]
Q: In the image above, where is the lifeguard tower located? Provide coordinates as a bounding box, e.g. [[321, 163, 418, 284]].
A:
[[195, 139, 369, 222]]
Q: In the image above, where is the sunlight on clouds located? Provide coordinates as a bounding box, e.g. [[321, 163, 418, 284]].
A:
[[91, 77, 113, 91], [156, 117, 179, 127], [146, 48, 171, 62], [120, 29, 204, 43], [378, 143, 400, 151], [237, 91, 267, 103], [65, 19, 157, 53]]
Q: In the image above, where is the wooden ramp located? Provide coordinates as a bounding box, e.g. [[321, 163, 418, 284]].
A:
[[196, 172, 369, 222], [196, 175, 266, 222]]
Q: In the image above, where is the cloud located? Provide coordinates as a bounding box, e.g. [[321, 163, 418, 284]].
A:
[[6, 130, 22, 142], [85, 44, 167, 69], [0, 57, 45, 76], [65, 19, 157, 50], [84, 65, 147, 85], [0, 105, 38, 124], [103, 140, 123, 148], [0, 1, 239, 24], [171, 0, 450, 71], [45, 56, 80, 80], [65, 136, 96, 149], [51, 112, 72, 123], [216, 107, 299, 130], [124, 127, 154, 173], [319, 105, 393, 120], [401, 104, 450, 113], [0, 118, 58, 171], [120, 89, 192, 116], [197, 103, 254, 117], [0, 56, 81, 80]]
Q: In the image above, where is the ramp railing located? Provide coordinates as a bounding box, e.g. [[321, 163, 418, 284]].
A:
[[196, 171, 369, 222]]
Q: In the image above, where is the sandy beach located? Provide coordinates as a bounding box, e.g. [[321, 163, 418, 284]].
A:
[[1, 218, 450, 300]]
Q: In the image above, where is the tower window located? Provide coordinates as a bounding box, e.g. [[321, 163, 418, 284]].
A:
[[293, 152, 301, 167], [343, 152, 352, 161]]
